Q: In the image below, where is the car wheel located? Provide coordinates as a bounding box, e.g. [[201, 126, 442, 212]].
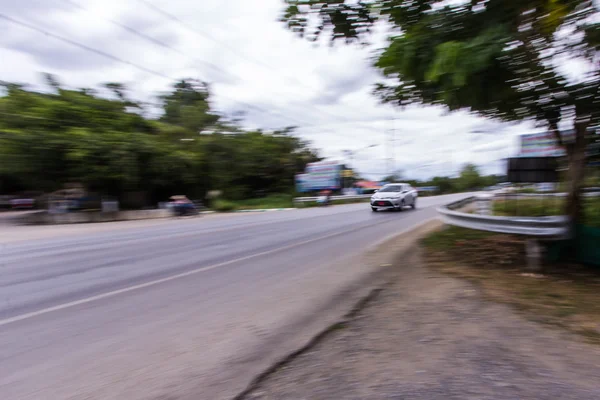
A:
[[411, 199, 417, 209], [397, 200, 405, 211], [371, 207, 377, 212]]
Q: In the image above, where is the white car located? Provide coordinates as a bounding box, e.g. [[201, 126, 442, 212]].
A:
[[370, 183, 418, 212]]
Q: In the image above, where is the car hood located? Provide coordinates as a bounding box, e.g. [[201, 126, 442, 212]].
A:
[[371, 192, 402, 200]]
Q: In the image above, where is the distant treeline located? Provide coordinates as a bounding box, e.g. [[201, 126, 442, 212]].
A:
[[0, 75, 320, 207]]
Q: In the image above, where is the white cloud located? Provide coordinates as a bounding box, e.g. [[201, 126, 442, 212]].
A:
[[0, 0, 533, 180]]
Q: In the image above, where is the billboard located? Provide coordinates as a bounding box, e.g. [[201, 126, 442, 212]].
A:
[[518, 132, 565, 157], [295, 174, 310, 193], [295, 161, 342, 192], [507, 157, 559, 183]]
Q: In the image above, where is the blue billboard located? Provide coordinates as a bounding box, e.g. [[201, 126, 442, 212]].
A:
[[295, 161, 342, 192]]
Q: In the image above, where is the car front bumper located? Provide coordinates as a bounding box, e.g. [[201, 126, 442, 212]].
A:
[[370, 199, 401, 210]]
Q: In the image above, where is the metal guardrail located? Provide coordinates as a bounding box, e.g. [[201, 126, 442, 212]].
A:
[[293, 194, 372, 204], [294, 189, 600, 205], [437, 196, 570, 239], [498, 192, 600, 198]]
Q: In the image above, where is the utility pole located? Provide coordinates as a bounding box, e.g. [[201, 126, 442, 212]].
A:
[[343, 145, 378, 189], [386, 117, 396, 179]]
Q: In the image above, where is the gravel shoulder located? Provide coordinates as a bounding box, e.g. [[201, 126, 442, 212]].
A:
[[243, 247, 600, 400]]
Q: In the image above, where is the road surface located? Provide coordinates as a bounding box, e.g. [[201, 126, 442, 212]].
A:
[[0, 194, 469, 400]]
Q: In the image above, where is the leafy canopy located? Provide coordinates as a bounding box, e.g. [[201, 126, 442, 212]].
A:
[[282, 1, 599, 133], [0, 75, 320, 203]]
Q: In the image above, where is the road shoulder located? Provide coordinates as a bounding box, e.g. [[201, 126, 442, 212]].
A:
[[241, 246, 600, 400]]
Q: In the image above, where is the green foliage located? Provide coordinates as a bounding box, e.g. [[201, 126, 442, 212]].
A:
[[422, 225, 496, 251], [456, 163, 483, 191], [430, 176, 455, 194], [230, 194, 293, 210], [281, 0, 599, 223], [212, 199, 238, 212], [160, 79, 219, 135], [0, 77, 320, 206], [493, 198, 563, 217], [415, 165, 498, 194], [493, 198, 600, 228]]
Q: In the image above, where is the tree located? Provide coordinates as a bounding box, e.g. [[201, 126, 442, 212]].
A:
[[160, 79, 220, 135], [281, 0, 599, 229], [431, 176, 455, 194], [456, 163, 483, 191], [382, 173, 403, 183], [0, 76, 320, 205]]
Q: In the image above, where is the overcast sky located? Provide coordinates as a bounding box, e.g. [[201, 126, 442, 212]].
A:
[[0, 0, 542, 180]]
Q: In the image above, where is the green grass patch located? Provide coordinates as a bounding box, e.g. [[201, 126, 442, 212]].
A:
[[212, 199, 239, 212], [493, 198, 563, 217], [212, 194, 372, 212], [493, 197, 600, 227], [211, 194, 293, 211], [231, 194, 293, 210], [422, 225, 497, 251]]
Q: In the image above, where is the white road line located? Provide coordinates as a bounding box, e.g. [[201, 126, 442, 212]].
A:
[[0, 196, 464, 327], [0, 215, 399, 327]]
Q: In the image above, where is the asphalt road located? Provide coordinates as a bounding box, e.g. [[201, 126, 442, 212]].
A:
[[0, 194, 469, 400]]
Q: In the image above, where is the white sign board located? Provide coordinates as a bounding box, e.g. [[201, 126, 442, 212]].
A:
[[518, 132, 568, 157]]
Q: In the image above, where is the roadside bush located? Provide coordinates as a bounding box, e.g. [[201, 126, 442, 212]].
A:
[[493, 198, 600, 228], [212, 199, 238, 212], [233, 194, 293, 210]]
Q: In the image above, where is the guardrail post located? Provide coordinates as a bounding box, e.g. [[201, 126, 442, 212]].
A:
[[476, 195, 492, 215], [525, 239, 543, 272]]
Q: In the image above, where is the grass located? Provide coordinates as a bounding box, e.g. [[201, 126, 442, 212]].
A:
[[493, 198, 563, 217], [493, 197, 600, 227], [422, 226, 497, 251], [211, 194, 293, 212], [422, 225, 600, 344], [211, 194, 372, 212], [295, 197, 371, 208], [231, 194, 294, 210]]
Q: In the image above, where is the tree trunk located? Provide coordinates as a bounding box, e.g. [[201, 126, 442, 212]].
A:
[[564, 121, 588, 236]]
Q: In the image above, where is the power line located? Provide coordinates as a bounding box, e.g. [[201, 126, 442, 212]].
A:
[[136, 0, 375, 127], [59, 0, 348, 128], [59, 0, 229, 81], [0, 12, 388, 144], [0, 13, 168, 80], [0, 12, 317, 129], [137, 0, 311, 88]]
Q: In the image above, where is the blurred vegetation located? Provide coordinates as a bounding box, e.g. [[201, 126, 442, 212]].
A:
[[493, 198, 600, 227], [213, 194, 294, 211], [422, 225, 497, 251], [406, 163, 502, 195], [281, 0, 600, 224], [0, 76, 320, 206]]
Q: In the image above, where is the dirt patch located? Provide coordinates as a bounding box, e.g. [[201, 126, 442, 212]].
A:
[[423, 226, 600, 343], [242, 241, 600, 399]]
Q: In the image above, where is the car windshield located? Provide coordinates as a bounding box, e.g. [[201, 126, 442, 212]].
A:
[[378, 186, 403, 193]]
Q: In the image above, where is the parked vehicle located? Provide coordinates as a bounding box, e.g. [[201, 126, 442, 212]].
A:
[[10, 198, 35, 210], [173, 202, 199, 216], [169, 195, 199, 217], [370, 183, 417, 212]]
